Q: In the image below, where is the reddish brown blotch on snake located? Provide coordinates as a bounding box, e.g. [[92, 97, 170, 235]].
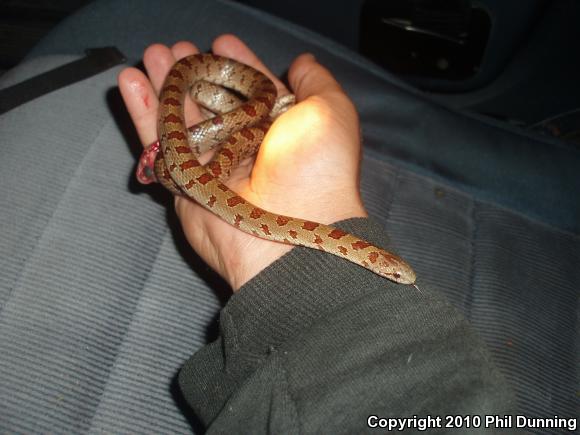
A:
[[136, 53, 417, 286]]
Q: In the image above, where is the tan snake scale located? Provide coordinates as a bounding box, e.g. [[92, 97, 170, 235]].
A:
[[136, 53, 416, 285]]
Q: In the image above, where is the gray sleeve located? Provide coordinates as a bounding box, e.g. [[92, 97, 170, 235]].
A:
[[178, 217, 515, 434]]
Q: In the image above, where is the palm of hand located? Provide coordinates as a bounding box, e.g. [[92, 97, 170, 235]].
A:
[[176, 90, 366, 288]]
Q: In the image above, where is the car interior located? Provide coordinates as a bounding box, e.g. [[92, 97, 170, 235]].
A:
[[0, 0, 577, 433]]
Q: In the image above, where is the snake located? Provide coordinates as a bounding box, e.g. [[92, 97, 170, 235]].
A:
[[136, 53, 417, 285]]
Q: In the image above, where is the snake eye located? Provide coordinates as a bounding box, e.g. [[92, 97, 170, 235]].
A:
[[393, 272, 401, 279]]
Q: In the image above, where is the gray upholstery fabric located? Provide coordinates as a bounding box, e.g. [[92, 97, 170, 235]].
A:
[[0, 0, 578, 433], [0, 55, 216, 433]]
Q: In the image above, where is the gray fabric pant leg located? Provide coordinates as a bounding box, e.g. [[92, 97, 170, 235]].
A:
[[1, 0, 578, 433]]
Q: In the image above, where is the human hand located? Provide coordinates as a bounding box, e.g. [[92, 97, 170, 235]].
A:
[[119, 34, 367, 291]]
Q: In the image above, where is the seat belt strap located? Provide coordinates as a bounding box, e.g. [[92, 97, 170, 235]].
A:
[[0, 46, 126, 115]]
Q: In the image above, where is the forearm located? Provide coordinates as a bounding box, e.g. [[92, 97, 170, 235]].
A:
[[179, 217, 515, 433]]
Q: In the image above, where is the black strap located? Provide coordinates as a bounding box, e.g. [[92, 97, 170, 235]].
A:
[[0, 47, 126, 115]]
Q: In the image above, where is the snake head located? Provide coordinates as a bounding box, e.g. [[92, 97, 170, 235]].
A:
[[374, 251, 417, 285]]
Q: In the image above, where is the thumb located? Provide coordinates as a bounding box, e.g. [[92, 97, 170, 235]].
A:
[[288, 53, 345, 101]]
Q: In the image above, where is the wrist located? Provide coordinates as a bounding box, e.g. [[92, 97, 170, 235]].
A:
[[226, 238, 293, 292], [224, 205, 368, 292]]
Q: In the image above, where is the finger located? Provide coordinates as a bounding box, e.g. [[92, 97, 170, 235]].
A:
[[118, 67, 160, 146], [288, 53, 344, 101], [143, 44, 177, 93], [212, 34, 290, 97], [169, 41, 204, 127], [171, 40, 199, 60]]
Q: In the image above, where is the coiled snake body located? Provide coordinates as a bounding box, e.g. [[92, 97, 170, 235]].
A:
[[137, 53, 416, 285]]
